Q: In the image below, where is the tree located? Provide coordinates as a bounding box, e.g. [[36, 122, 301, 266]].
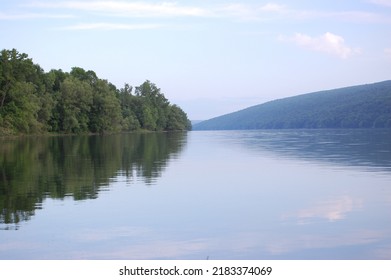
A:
[[89, 79, 122, 133], [70, 67, 98, 85], [58, 76, 93, 133], [134, 80, 184, 131], [118, 84, 140, 131], [0, 49, 43, 133], [1, 49, 191, 135], [166, 104, 192, 131], [141, 105, 157, 130]]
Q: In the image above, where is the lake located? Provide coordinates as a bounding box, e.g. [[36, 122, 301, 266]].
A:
[[1, 129, 391, 260]]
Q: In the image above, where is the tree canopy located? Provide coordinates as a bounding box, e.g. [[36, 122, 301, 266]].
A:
[[0, 49, 191, 135]]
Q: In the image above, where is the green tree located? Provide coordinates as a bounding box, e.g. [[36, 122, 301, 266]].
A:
[[0, 49, 44, 133], [166, 104, 192, 131], [140, 105, 157, 130], [118, 83, 140, 131], [134, 80, 189, 131], [1, 49, 191, 135], [70, 67, 98, 85], [59, 76, 93, 133], [89, 79, 122, 133]]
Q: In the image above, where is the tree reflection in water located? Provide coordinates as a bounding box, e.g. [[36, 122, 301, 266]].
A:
[[0, 132, 188, 228]]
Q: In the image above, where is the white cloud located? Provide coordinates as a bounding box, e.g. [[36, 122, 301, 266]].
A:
[[27, 1, 212, 18], [369, 0, 391, 7], [385, 48, 391, 58], [219, 2, 288, 21], [62, 22, 162, 31], [260, 3, 287, 12], [220, 3, 259, 20], [0, 12, 72, 20], [328, 10, 389, 22], [22, 1, 390, 23], [281, 32, 361, 59], [44, 1, 285, 22], [219, 2, 388, 22]]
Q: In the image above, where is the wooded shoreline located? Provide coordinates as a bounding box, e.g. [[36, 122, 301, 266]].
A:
[[0, 49, 191, 136]]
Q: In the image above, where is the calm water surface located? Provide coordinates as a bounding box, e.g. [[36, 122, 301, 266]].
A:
[[1, 130, 391, 259]]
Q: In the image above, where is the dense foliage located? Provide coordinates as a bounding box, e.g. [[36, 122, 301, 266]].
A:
[[194, 81, 391, 130], [0, 49, 191, 135]]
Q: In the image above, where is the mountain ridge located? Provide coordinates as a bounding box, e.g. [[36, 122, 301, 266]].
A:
[[193, 80, 391, 130]]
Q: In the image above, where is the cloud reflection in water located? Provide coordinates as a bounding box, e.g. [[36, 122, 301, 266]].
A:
[[283, 195, 363, 224]]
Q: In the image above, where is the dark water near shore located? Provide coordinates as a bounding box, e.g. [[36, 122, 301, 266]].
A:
[[1, 129, 391, 259]]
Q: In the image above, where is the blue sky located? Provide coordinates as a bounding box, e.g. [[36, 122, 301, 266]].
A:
[[1, 0, 390, 120]]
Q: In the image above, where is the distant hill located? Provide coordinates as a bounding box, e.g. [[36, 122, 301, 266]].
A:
[[193, 81, 391, 130], [191, 120, 204, 126]]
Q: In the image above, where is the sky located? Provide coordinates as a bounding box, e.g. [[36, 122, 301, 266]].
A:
[[1, 0, 391, 120]]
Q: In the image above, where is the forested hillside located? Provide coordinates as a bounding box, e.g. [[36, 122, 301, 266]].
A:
[[0, 49, 191, 135], [194, 81, 391, 130]]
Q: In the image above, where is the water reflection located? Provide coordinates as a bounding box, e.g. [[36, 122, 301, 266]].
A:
[[1, 129, 390, 259], [282, 195, 363, 224], [230, 129, 391, 172], [0, 132, 187, 228], [263, 229, 388, 258]]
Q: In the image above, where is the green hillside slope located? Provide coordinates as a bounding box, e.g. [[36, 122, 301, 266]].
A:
[[193, 81, 391, 130]]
